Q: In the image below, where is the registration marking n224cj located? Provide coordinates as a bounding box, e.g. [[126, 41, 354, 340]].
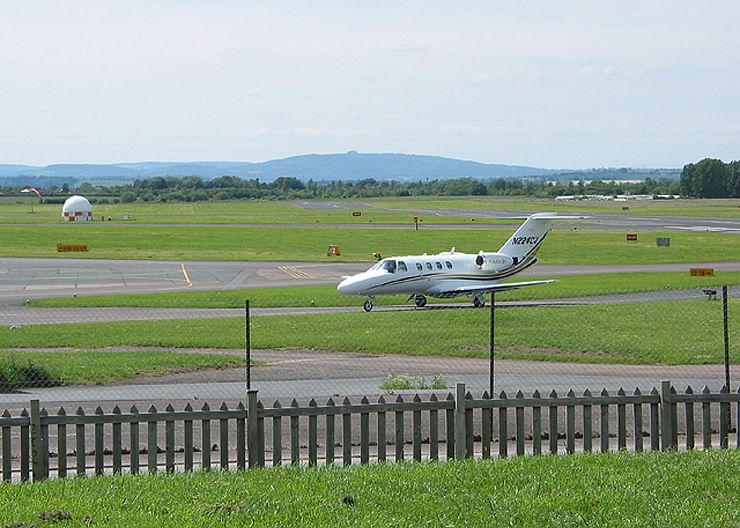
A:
[[511, 236, 540, 245]]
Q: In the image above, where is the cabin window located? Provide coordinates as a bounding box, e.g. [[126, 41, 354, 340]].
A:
[[426, 262, 433, 270], [435, 262, 443, 270], [416, 263, 423, 271], [398, 261, 407, 272], [381, 260, 397, 273], [446, 261, 453, 269]]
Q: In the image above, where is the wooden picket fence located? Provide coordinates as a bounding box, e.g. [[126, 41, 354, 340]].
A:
[[1, 381, 738, 482]]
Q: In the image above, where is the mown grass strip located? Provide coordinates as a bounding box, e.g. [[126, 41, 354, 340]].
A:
[[370, 195, 740, 218], [0, 451, 737, 527], [0, 351, 245, 387], [4, 299, 738, 364], [2, 223, 740, 263], [0, 199, 506, 225], [28, 271, 740, 308]]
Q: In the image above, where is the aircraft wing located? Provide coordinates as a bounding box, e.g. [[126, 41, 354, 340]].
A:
[[449, 279, 558, 293]]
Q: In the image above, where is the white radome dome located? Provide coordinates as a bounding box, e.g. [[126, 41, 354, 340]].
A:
[[62, 195, 92, 222]]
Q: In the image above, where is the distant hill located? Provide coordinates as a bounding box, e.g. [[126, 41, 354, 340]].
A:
[[246, 152, 561, 181], [0, 152, 681, 187], [0, 152, 561, 185]]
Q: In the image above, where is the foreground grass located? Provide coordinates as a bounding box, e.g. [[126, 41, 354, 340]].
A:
[[0, 351, 245, 386], [0, 451, 737, 527], [4, 300, 738, 365], [28, 271, 740, 308], [2, 223, 740, 263]]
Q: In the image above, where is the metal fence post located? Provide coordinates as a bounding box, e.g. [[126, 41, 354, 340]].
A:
[[490, 292, 495, 396], [247, 389, 259, 468], [722, 286, 731, 389], [660, 380, 676, 450], [455, 382, 467, 460], [246, 299, 251, 392]]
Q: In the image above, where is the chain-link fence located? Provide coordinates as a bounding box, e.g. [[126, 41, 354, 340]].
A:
[[0, 282, 737, 413], [0, 282, 738, 481]]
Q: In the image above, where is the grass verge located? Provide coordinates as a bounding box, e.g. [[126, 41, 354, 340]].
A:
[[4, 299, 738, 365], [3, 223, 740, 263], [0, 451, 737, 527], [0, 351, 245, 387], [0, 360, 63, 391], [380, 372, 448, 392], [27, 271, 740, 308]]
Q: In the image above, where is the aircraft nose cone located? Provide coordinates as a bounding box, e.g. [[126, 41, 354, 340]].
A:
[[337, 276, 358, 295]]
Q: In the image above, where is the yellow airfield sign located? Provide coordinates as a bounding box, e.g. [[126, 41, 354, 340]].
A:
[[57, 244, 89, 253]]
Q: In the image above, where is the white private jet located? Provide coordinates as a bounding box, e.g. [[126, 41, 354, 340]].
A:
[[337, 213, 583, 311]]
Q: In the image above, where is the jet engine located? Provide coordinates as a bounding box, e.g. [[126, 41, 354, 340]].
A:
[[474, 252, 513, 271]]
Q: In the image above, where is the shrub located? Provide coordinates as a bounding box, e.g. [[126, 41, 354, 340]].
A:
[[0, 361, 64, 391]]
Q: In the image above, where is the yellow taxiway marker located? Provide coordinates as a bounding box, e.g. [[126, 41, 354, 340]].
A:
[[181, 263, 193, 286], [279, 266, 312, 279]]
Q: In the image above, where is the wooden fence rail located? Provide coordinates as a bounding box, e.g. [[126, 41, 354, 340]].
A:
[[1, 381, 738, 482]]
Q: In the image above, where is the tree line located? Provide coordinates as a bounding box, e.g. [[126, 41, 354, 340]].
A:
[[680, 158, 740, 198], [2, 174, 682, 203]]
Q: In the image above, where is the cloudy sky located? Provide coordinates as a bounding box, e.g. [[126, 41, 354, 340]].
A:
[[1, 1, 738, 168]]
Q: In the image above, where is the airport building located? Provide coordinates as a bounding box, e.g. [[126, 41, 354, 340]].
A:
[[61, 195, 93, 222]]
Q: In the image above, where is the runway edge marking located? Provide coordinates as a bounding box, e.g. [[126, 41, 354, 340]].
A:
[[181, 263, 193, 287]]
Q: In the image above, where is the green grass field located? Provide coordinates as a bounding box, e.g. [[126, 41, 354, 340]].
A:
[[2, 223, 740, 263], [28, 271, 740, 308], [0, 199, 508, 225], [2, 197, 740, 262], [4, 300, 737, 366], [3, 198, 739, 384], [1, 451, 737, 527]]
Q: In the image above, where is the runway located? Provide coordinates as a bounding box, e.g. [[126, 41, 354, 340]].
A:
[[2, 256, 739, 306], [0, 258, 368, 305]]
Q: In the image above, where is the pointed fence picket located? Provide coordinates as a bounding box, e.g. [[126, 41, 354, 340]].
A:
[[1, 381, 738, 482]]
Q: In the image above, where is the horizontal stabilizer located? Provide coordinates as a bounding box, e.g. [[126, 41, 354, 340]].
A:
[[451, 279, 558, 294]]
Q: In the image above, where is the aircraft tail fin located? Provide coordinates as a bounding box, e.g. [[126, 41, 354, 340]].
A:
[[497, 213, 583, 262]]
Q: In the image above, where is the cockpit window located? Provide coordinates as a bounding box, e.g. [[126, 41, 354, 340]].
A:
[[398, 261, 407, 272], [381, 260, 397, 273]]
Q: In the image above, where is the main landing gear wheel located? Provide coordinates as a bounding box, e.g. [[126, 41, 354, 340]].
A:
[[363, 299, 374, 312], [472, 293, 486, 308], [414, 295, 427, 308]]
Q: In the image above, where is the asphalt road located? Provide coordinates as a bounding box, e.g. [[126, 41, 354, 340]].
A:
[[0, 350, 729, 407]]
